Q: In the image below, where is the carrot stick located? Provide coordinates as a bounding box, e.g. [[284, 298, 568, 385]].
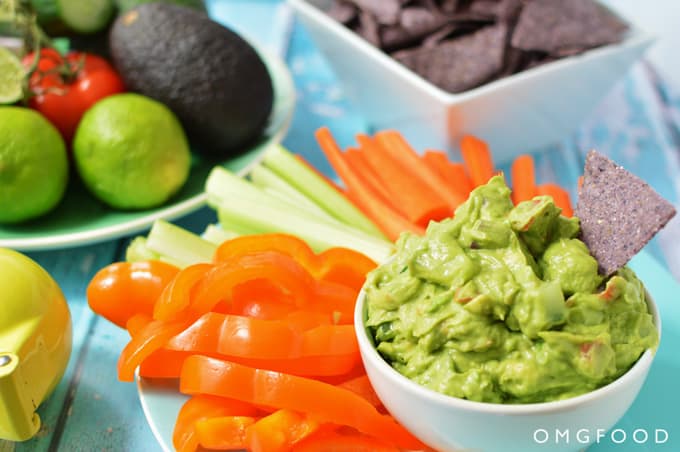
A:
[[344, 148, 401, 213], [356, 134, 451, 226], [422, 150, 474, 200], [421, 151, 446, 178], [315, 127, 425, 240], [510, 154, 537, 204], [459, 135, 495, 187], [448, 163, 475, 197], [343, 190, 425, 240], [373, 131, 466, 210], [537, 183, 574, 217], [295, 154, 345, 194]]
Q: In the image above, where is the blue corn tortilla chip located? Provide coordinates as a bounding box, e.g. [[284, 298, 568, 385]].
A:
[[575, 151, 677, 276], [357, 10, 381, 46], [327, 0, 628, 93], [380, 6, 451, 50], [440, 0, 460, 14], [393, 23, 507, 93], [400, 6, 448, 34], [328, 1, 358, 25], [349, 0, 402, 25], [470, 0, 521, 22], [511, 0, 628, 55]]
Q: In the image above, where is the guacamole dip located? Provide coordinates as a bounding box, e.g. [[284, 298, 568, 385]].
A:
[[363, 176, 658, 404]]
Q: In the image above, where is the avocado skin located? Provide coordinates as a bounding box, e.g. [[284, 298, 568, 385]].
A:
[[109, 3, 274, 156]]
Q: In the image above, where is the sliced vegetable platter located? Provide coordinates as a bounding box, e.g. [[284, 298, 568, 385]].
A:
[[86, 124, 610, 451], [137, 247, 680, 452], [0, 46, 295, 251], [115, 126, 680, 451]]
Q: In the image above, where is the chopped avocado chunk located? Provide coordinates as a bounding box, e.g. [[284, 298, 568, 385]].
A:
[[541, 238, 603, 295]]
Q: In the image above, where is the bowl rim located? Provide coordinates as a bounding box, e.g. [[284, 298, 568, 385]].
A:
[[288, 0, 655, 104], [354, 281, 661, 415]]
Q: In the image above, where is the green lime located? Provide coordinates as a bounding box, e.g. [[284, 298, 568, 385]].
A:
[[0, 47, 25, 104], [73, 93, 191, 209], [0, 107, 69, 224]]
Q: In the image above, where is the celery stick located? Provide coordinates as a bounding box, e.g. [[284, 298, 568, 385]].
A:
[[125, 236, 185, 267], [145, 220, 216, 267], [250, 164, 331, 217], [126, 237, 161, 262], [262, 145, 386, 239], [206, 167, 351, 229], [217, 215, 266, 235], [213, 197, 393, 262], [202, 224, 239, 245], [261, 186, 338, 221], [206, 166, 394, 262]]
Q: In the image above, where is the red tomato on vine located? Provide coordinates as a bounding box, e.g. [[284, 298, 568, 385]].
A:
[[22, 49, 125, 142]]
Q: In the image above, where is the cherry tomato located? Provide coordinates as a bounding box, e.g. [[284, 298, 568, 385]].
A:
[[22, 49, 125, 142]]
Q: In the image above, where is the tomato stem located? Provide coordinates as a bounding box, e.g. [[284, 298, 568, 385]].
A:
[[3, 0, 67, 103]]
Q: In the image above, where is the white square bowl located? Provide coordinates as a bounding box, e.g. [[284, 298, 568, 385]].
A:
[[288, 0, 653, 163]]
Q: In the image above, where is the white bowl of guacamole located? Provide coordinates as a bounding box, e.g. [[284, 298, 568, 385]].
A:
[[356, 176, 660, 452]]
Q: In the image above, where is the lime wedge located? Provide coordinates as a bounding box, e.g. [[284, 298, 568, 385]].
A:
[[0, 47, 25, 104]]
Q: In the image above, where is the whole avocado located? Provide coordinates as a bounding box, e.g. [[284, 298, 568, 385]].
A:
[[109, 3, 274, 156]]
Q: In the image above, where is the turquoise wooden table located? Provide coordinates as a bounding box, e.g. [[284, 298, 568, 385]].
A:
[[3, 1, 680, 451]]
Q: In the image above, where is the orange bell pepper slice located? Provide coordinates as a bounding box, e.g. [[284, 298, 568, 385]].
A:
[[338, 375, 383, 409], [189, 252, 316, 318], [153, 262, 213, 321], [245, 409, 320, 452], [314, 247, 377, 292], [231, 353, 361, 377], [283, 310, 333, 332], [312, 280, 357, 325], [139, 348, 186, 378], [125, 313, 152, 337], [180, 356, 426, 450], [117, 319, 189, 382], [291, 429, 400, 452], [228, 280, 357, 326], [138, 349, 225, 379], [296, 324, 358, 358], [214, 234, 377, 291], [195, 415, 257, 450], [168, 312, 297, 358], [87, 260, 179, 328], [140, 348, 360, 379], [165, 312, 358, 360], [214, 233, 316, 267], [231, 278, 298, 318], [173, 395, 258, 452]]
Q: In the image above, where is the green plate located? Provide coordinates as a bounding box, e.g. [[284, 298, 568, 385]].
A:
[[0, 47, 295, 252]]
